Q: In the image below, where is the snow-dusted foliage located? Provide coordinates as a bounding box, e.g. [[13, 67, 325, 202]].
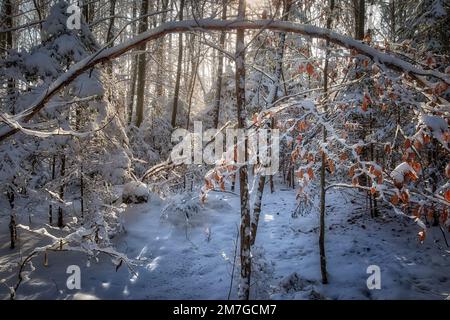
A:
[[0, 1, 134, 293], [401, 0, 449, 54]]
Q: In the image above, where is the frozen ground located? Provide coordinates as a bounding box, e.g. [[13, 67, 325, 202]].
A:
[[0, 185, 449, 300]]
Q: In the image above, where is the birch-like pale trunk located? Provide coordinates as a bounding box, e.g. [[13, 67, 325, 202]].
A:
[[235, 0, 251, 301]]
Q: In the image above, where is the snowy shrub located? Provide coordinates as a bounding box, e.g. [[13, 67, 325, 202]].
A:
[[122, 181, 150, 204], [0, 0, 132, 233], [160, 192, 205, 227], [105, 150, 132, 185]]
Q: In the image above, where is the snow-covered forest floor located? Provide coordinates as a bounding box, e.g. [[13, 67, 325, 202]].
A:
[[1, 184, 449, 300], [1, 0, 450, 303]]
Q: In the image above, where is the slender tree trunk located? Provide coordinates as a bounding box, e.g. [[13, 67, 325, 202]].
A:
[[354, 0, 372, 217], [9, 213, 16, 249], [235, 0, 251, 301], [49, 155, 56, 225], [2, 0, 15, 113], [319, 133, 328, 284], [126, 2, 138, 125], [57, 154, 66, 228], [319, 0, 335, 285], [354, 0, 365, 40], [127, 56, 138, 125], [389, 0, 396, 41], [167, 0, 174, 83], [250, 173, 265, 246], [213, 0, 227, 128], [2, 0, 13, 50], [82, 0, 94, 24], [370, 148, 378, 217], [80, 164, 84, 219], [106, 0, 116, 47], [135, 0, 150, 127], [154, 0, 169, 113], [7, 188, 16, 249], [105, 0, 117, 75], [171, 0, 185, 127], [186, 39, 200, 129]]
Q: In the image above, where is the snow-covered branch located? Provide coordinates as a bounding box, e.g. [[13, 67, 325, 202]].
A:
[[1, 18, 448, 143]]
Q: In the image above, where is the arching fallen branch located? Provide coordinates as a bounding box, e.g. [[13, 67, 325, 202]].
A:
[[1, 18, 449, 143]]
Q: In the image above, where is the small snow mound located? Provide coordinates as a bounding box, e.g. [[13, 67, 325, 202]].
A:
[[278, 272, 315, 293], [72, 293, 99, 300], [122, 181, 150, 204], [161, 192, 204, 227]]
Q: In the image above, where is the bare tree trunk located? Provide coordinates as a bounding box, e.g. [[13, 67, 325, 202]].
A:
[[49, 155, 56, 224], [106, 0, 116, 47], [186, 37, 200, 129], [213, 0, 227, 128], [57, 154, 66, 228], [354, 0, 365, 40], [127, 56, 137, 125], [250, 173, 265, 246], [171, 0, 185, 128], [135, 0, 150, 127], [80, 164, 85, 219], [82, 0, 94, 24], [319, 0, 335, 285], [154, 0, 169, 113], [105, 0, 117, 75], [32, 0, 43, 30], [126, 2, 138, 125], [389, 0, 396, 41], [2, 0, 13, 49], [354, 0, 372, 217], [1, 0, 15, 113], [235, 0, 251, 301], [7, 188, 16, 249], [9, 213, 16, 249]]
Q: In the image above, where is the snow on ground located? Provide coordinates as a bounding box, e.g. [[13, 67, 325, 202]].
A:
[[0, 184, 449, 300]]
